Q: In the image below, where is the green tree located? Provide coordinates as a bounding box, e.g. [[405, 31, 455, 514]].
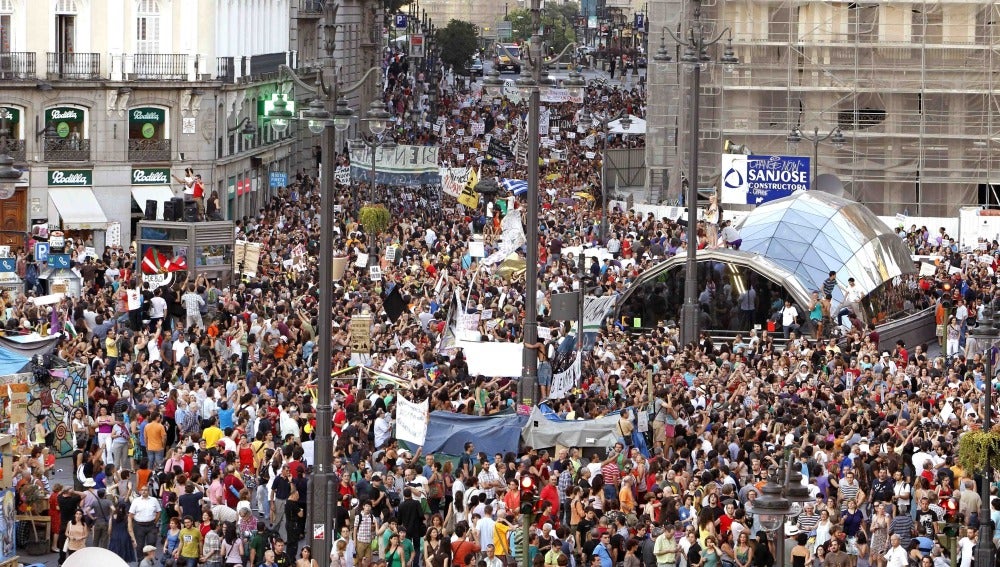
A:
[[507, 7, 577, 56], [384, 0, 414, 13], [435, 19, 479, 71]]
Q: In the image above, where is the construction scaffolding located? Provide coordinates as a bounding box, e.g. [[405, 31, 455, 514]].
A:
[[646, 0, 1000, 217]]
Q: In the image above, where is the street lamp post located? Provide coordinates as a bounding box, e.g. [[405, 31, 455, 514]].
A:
[[590, 110, 630, 244], [786, 126, 846, 182], [270, 3, 386, 565], [752, 451, 812, 567], [653, 4, 738, 347], [971, 299, 1000, 567]]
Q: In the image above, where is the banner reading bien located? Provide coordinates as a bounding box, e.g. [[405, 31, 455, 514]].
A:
[[350, 144, 441, 187]]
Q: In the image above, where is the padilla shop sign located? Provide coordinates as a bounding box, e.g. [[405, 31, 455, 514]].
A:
[[0, 107, 20, 124], [131, 168, 170, 185], [46, 107, 85, 122], [48, 169, 92, 186], [130, 107, 166, 139]]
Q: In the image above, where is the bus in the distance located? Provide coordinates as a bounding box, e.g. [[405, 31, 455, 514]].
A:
[[494, 43, 522, 73]]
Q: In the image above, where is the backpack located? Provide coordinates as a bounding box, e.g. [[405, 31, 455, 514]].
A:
[[25, 263, 38, 287]]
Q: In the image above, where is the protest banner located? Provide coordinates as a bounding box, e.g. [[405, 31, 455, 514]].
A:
[[395, 396, 429, 446], [350, 315, 372, 354], [548, 352, 582, 399], [350, 144, 441, 186], [583, 295, 618, 332]]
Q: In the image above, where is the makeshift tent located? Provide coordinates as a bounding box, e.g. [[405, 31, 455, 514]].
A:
[[0, 333, 60, 358], [522, 405, 620, 450], [422, 410, 524, 456], [609, 115, 646, 134], [522, 405, 650, 457], [0, 343, 30, 377]]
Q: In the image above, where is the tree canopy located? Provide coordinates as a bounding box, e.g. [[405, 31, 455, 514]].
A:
[[435, 20, 479, 71], [507, 2, 579, 57]]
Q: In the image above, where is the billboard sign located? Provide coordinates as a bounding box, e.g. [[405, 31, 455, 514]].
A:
[[720, 154, 810, 205]]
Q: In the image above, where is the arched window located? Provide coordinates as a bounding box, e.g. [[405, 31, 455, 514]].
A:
[[136, 0, 159, 54]]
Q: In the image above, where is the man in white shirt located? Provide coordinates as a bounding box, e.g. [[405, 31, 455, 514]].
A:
[[781, 300, 799, 339], [172, 335, 190, 363], [128, 485, 162, 559], [373, 410, 392, 449], [884, 535, 908, 567]]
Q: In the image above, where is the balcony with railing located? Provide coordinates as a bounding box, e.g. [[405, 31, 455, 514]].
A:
[[216, 51, 297, 83], [1, 140, 26, 163], [128, 138, 172, 162], [47, 52, 101, 80], [132, 53, 188, 80], [0, 52, 37, 80], [44, 138, 92, 162], [298, 0, 324, 16]]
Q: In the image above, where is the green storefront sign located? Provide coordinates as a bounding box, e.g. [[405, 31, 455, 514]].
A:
[[0, 107, 21, 124], [48, 169, 93, 186], [129, 107, 165, 139], [131, 168, 170, 185], [46, 106, 85, 138]]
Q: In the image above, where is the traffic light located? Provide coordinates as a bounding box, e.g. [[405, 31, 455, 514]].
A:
[[520, 475, 537, 515]]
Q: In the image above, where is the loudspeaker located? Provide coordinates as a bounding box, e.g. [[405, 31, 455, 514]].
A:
[[144, 200, 158, 221], [164, 197, 184, 221], [183, 200, 199, 222]]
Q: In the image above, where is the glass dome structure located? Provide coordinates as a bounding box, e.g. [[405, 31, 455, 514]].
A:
[[736, 191, 915, 304]]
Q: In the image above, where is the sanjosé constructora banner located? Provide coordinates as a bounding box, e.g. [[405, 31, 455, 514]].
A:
[[350, 144, 440, 187], [720, 154, 810, 205]]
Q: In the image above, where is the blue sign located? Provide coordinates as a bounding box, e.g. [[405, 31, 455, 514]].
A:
[[269, 171, 288, 188], [0, 258, 14, 273], [395, 14, 408, 28], [47, 254, 71, 269], [720, 154, 811, 205], [34, 242, 49, 264], [634, 13, 645, 30]]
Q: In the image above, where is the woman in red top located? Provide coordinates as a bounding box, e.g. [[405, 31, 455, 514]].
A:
[[163, 390, 178, 446], [238, 436, 255, 473], [49, 483, 62, 552]]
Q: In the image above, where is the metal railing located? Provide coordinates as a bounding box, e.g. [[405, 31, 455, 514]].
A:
[[44, 138, 92, 161], [1, 140, 26, 163], [46, 52, 101, 80], [298, 0, 323, 15], [128, 138, 172, 162], [0, 52, 37, 80], [216, 57, 235, 82], [133, 53, 188, 80]]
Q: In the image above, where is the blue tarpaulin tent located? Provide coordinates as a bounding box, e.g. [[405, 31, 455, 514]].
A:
[[421, 410, 525, 456], [0, 343, 29, 377]]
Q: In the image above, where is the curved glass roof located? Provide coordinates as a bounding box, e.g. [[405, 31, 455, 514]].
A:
[[736, 191, 915, 302]]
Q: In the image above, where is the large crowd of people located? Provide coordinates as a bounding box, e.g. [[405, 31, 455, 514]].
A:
[[4, 39, 998, 567]]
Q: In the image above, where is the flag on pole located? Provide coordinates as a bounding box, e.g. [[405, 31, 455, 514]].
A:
[[141, 248, 168, 274], [165, 255, 188, 272], [501, 178, 528, 196]]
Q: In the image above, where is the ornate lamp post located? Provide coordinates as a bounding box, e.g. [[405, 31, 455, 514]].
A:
[[786, 126, 846, 181], [653, 1, 738, 347], [971, 299, 1000, 567]]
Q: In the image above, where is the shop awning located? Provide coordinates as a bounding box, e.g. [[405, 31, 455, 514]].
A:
[[131, 186, 176, 220], [48, 187, 109, 230]]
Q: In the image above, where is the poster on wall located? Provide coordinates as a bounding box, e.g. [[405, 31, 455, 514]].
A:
[[0, 488, 13, 562]]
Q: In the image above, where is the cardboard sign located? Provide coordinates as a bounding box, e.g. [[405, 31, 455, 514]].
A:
[[369, 265, 382, 281], [350, 315, 372, 354]]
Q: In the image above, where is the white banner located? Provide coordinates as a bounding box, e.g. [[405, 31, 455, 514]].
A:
[[583, 295, 618, 332], [482, 208, 527, 265], [456, 313, 482, 342], [441, 167, 469, 199], [540, 88, 584, 104], [548, 352, 582, 399], [395, 396, 429, 446], [335, 166, 352, 185]]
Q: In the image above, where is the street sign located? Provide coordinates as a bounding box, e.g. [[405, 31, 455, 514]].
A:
[[0, 258, 15, 272], [409, 34, 425, 58], [498, 21, 513, 40], [634, 13, 645, 29], [269, 171, 288, 188], [313, 524, 325, 540], [47, 254, 71, 269], [394, 14, 408, 29], [34, 242, 49, 264]]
